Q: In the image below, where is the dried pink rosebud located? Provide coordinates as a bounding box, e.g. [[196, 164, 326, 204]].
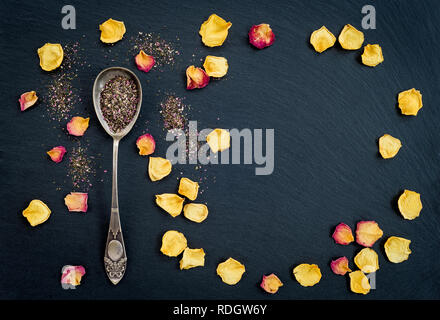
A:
[[136, 133, 156, 156], [248, 23, 275, 49], [330, 256, 351, 275], [135, 50, 155, 73], [67, 116, 90, 136], [19, 91, 38, 111], [332, 223, 354, 245], [61, 265, 86, 286], [186, 65, 210, 90], [47, 146, 66, 163], [64, 192, 88, 212]]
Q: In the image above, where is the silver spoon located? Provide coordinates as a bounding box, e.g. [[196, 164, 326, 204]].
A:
[[92, 67, 142, 285]]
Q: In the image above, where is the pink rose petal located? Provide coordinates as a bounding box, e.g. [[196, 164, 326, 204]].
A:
[[47, 146, 66, 163], [64, 192, 88, 212]]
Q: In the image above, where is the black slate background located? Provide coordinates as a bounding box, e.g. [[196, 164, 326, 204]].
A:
[[0, 0, 439, 300]]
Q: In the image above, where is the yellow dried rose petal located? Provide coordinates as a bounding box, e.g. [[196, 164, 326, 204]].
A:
[[206, 129, 230, 153], [155, 194, 184, 217], [149, 157, 172, 181], [354, 248, 379, 273], [216, 258, 245, 285], [22, 200, 51, 227], [203, 56, 228, 77], [379, 134, 402, 159], [160, 230, 187, 257], [37, 43, 64, 71], [179, 248, 205, 270], [338, 24, 364, 50], [199, 14, 232, 47], [349, 270, 370, 295], [260, 273, 283, 294], [178, 177, 199, 200], [398, 88, 423, 116], [398, 189, 422, 220], [356, 221, 383, 247], [310, 26, 336, 53], [99, 18, 126, 43], [183, 203, 208, 223], [361, 44, 384, 67], [384, 236, 412, 263], [293, 264, 322, 287]]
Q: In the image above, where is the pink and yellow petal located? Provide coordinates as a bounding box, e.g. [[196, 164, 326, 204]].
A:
[[356, 221, 383, 247], [47, 146, 66, 163], [332, 223, 354, 245], [135, 50, 155, 72], [67, 117, 90, 136], [136, 133, 155, 156], [186, 66, 210, 90], [61, 265, 86, 286], [330, 256, 351, 275], [260, 273, 283, 294], [249, 24, 275, 49], [19, 91, 38, 111], [64, 192, 88, 212]]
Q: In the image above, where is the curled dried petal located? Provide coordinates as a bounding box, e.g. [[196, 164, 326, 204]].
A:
[[155, 193, 184, 217], [61, 265, 86, 286], [160, 230, 187, 257], [354, 248, 379, 273], [332, 223, 354, 245], [203, 56, 228, 77], [293, 264, 322, 287], [384, 236, 412, 263], [330, 256, 351, 275], [310, 26, 336, 53], [398, 189, 422, 220], [349, 270, 370, 294], [183, 203, 208, 223], [199, 14, 232, 47], [216, 258, 245, 285], [67, 116, 90, 136], [64, 192, 88, 212], [99, 18, 126, 43], [135, 50, 155, 73], [356, 221, 383, 247], [136, 133, 156, 156], [398, 88, 423, 116], [47, 146, 66, 163], [37, 43, 64, 71], [19, 91, 38, 111], [338, 24, 364, 50], [361, 44, 384, 67], [179, 248, 205, 270], [148, 157, 172, 181], [206, 128, 230, 153], [249, 23, 275, 49], [186, 65, 210, 90], [260, 273, 283, 294], [22, 199, 51, 227], [178, 177, 199, 200], [379, 134, 402, 159]]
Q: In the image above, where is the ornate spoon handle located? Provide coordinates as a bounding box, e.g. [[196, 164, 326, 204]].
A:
[[104, 139, 127, 285]]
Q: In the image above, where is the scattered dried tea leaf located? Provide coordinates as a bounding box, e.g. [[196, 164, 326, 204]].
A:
[[199, 14, 232, 47], [356, 221, 383, 247], [260, 273, 283, 294], [19, 91, 38, 111], [398, 88, 423, 116], [67, 116, 90, 136], [155, 193, 184, 217], [206, 128, 230, 153], [99, 18, 126, 43], [178, 177, 199, 201], [203, 56, 228, 77], [379, 134, 402, 159], [310, 26, 336, 53], [384, 236, 412, 263], [338, 24, 364, 50], [148, 157, 172, 181], [354, 248, 379, 273], [135, 50, 155, 73], [248, 23, 275, 49], [37, 43, 64, 71], [361, 44, 384, 67], [349, 270, 370, 295], [293, 264, 322, 287], [179, 248, 205, 270], [64, 192, 88, 212], [61, 265, 85, 287], [183, 203, 208, 223], [22, 199, 51, 227], [330, 256, 351, 275], [216, 257, 245, 285], [332, 223, 354, 245], [160, 230, 187, 257], [398, 189, 422, 220], [136, 133, 156, 156], [47, 146, 66, 163], [186, 65, 210, 90]]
